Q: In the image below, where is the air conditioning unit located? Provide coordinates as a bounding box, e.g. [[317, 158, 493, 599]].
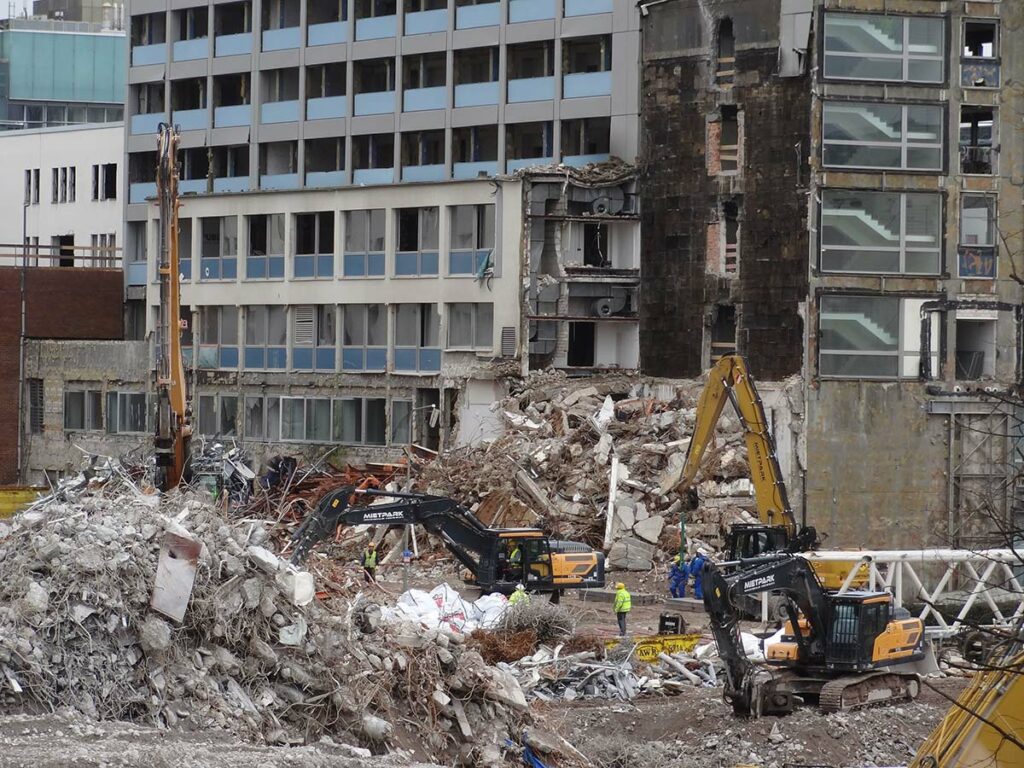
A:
[[591, 293, 627, 317], [590, 189, 626, 215]]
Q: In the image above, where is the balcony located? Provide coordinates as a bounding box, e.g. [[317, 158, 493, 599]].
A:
[[507, 156, 552, 172], [215, 32, 252, 56], [394, 347, 441, 372], [306, 170, 346, 187], [259, 173, 301, 190], [403, 86, 446, 112], [262, 26, 301, 51], [353, 167, 395, 185], [456, 2, 499, 29], [132, 43, 166, 66], [402, 164, 446, 182], [454, 81, 499, 108], [342, 347, 387, 371], [261, 100, 300, 123], [509, 0, 554, 23], [126, 261, 148, 285], [179, 179, 207, 194], [307, 95, 347, 120], [354, 90, 395, 115], [406, 8, 447, 35], [508, 76, 554, 103], [214, 104, 251, 127], [565, 0, 612, 15], [172, 38, 208, 61], [453, 161, 497, 179], [563, 153, 609, 167], [173, 108, 207, 131], [563, 71, 612, 98], [213, 176, 250, 193], [129, 182, 157, 204], [308, 21, 347, 46], [130, 112, 165, 135], [355, 15, 396, 41]]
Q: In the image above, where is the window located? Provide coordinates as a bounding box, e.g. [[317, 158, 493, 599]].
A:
[[820, 189, 941, 275], [391, 399, 412, 443], [449, 204, 494, 274], [294, 212, 334, 278], [960, 106, 995, 175], [962, 20, 999, 88], [91, 163, 118, 201], [292, 305, 336, 371], [30, 169, 39, 204], [344, 209, 386, 276], [717, 18, 734, 85], [244, 305, 287, 369], [198, 394, 238, 436], [89, 233, 118, 268], [718, 106, 739, 173], [333, 397, 387, 445], [247, 213, 285, 279], [447, 303, 494, 350], [342, 304, 387, 371], [199, 216, 238, 280], [958, 195, 997, 279], [51, 168, 58, 203], [819, 295, 938, 379], [24, 170, 32, 204], [822, 102, 943, 171], [823, 13, 945, 83], [242, 394, 395, 445], [396, 208, 439, 276], [63, 391, 102, 434], [28, 379, 44, 434], [198, 306, 240, 368], [105, 391, 148, 434], [394, 303, 441, 372]]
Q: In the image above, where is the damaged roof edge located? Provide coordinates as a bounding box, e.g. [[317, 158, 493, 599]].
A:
[[501, 157, 640, 188]]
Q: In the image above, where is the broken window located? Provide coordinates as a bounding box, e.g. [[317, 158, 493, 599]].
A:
[[244, 396, 265, 439], [105, 391, 148, 434], [710, 306, 737, 362], [355, 0, 396, 19], [401, 130, 445, 176], [176, 6, 208, 41], [822, 101, 943, 171], [962, 21, 999, 87], [449, 204, 495, 274], [211, 145, 249, 182], [135, 82, 164, 116], [215, 2, 251, 35], [396, 208, 439, 275], [824, 12, 945, 83], [247, 213, 286, 279], [199, 217, 238, 280], [306, 63, 346, 100], [403, 52, 446, 90], [309, 0, 346, 24], [454, 46, 499, 85], [331, 397, 387, 445], [507, 122, 553, 167], [562, 117, 610, 162], [91, 163, 117, 200], [453, 125, 498, 171], [717, 18, 734, 85], [820, 189, 941, 275], [508, 41, 553, 80], [819, 295, 938, 378], [305, 138, 345, 179], [391, 400, 412, 443], [171, 78, 206, 112], [63, 388, 102, 431], [294, 212, 334, 278], [354, 57, 396, 95], [214, 73, 250, 108], [259, 141, 298, 184], [132, 11, 166, 45], [563, 36, 611, 81], [262, 0, 299, 31], [955, 316, 997, 380], [723, 201, 739, 275], [719, 107, 739, 173], [292, 305, 337, 371], [198, 306, 240, 369], [244, 305, 287, 369], [352, 134, 395, 175], [960, 106, 995, 174], [395, 304, 441, 372], [958, 195, 997, 279], [262, 68, 299, 103], [447, 303, 494, 350], [344, 210, 386, 276], [342, 304, 387, 371]]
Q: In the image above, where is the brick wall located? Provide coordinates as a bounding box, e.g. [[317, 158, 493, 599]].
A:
[[0, 267, 123, 484]]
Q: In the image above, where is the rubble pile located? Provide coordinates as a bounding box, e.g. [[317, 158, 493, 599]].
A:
[[421, 372, 801, 568], [0, 483, 531, 766]]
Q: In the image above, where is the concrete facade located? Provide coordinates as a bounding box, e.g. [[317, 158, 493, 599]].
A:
[[640, 0, 1024, 549]]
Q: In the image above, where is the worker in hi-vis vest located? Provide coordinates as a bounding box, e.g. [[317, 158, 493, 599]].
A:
[[613, 582, 632, 636]]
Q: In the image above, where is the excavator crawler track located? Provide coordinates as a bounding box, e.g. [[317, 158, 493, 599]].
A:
[[818, 672, 920, 713]]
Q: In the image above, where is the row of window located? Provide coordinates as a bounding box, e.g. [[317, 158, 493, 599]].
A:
[[23, 163, 118, 205], [5, 102, 123, 129]]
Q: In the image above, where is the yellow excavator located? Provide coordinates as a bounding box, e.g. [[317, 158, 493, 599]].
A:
[[677, 354, 859, 589]]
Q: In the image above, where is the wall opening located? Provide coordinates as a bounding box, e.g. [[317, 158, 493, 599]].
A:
[[567, 322, 596, 367], [717, 18, 735, 86], [955, 319, 996, 380], [711, 305, 737, 363], [959, 106, 995, 175]]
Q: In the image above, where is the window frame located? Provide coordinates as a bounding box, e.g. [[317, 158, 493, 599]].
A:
[[197, 306, 240, 369], [343, 209, 387, 277], [63, 387, 103, 431], [243, 305, 288, 370], [105, 390, 149, 434], [199, 216, 239, 280], [341, 303, 388, 371], [957, 194, 998, 280], [246, 212, 286, 280], [821, 101, 946, 172], [822, 11, 947, 85], [446, 302, 494, 351], [395, 206, 440, 277], [448, 203, 495, 275], [293, 211, 335, 279], [291, 304, 337, 371]]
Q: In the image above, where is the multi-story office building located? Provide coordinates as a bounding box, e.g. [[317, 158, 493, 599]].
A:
[[122, 0, 641, 462], [641, 0, 1024, 549]]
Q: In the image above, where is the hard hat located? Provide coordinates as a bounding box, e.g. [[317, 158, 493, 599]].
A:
[[615, 582, 626, 590], [672, 555, 681, 563], [368, 541, 376, 547], [515, 583, 525, 591]]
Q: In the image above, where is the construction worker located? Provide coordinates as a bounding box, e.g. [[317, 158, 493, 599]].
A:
[[668, 555, 687, 598], [613, 582, 631, 636], [508, 541, 523, 580], [362, 541, 378, 584], [508, 583, 530, 606], [690, 548, 708, 600]]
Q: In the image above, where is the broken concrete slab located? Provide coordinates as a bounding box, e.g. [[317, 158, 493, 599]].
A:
[[633, 516, 665, 544], [607, 537, 655, 571]]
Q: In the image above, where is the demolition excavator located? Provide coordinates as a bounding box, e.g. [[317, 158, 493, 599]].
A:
[[290, 487, 605, 595], [704, 552, 925, 716], [153, 123, 192, 492]]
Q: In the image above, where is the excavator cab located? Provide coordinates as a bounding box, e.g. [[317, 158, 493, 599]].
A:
[[727, 524, 791, 560]]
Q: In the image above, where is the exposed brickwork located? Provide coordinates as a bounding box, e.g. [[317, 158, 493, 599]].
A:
[[640, 46, 810, 378], [0, 268, 123, 484]]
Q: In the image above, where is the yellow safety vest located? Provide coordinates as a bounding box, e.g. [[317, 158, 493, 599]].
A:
[[363, 549, 378, 568], [509, 590, 530, 606], [614, 588, 631, 613], [509, 547, 522, 564]]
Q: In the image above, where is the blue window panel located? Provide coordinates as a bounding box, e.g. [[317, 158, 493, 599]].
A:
[[132, 43, 166, 66], [267, 347, 288, 369], [129, 182, 157, 204], [260, 173, 301, 190], [262, 26, 301, 51], [355, 14, 396, 40], [306, 170, 347, 188], [317, 254, 334, 276], [453, 161, 498, 179], [450, 250, 474, 274], [247, 256, 266, 279], [220, 346, 239, 368], [223, 258, 238, 279], [268, 256, 285, 279], [182, 347, 194, 366], [130, 112, 164, 135], [126, 261, 147, 286], [315, 348, 336, 371], [214, 104, 251, 128], [405, 8, 447, 35], [244, 347, 266, 369], [454, 81, 499, 108], [308, 21, 347, 46], [179, 179, 206, 194], [343, 253, 365, 276], [394, 347, 417, 371], [173, 37, 208, 61], [563, 71, 613, 99], [456, 2, 499, 29], [353, 167, 395, 185], [366, 347, 387, 370], [179, 259, 191, 281], [197, 346, 218, 368], [395, 252, 418, 275], [509, 0, 555, 23], [215, 32, 252, 56], [214, 176, 250, 193], [294, 255, 315, 278], [261, 100, 300, 124], [307, 95, 347, 120], [368, 252, 385, 275], [507, 76, 554, 103], [354, 90, 396, 116], [421, 251, 439, 275], [172, 108, 207, 131], [342, 347, 365, 370], [419, 348, 441, 372], [200, 257, 233, 280], [565, 0, 612, 15], [474, 250, 491, 272], [402, 164, 446, 182], [403, 86, 446, 112], [293, 347, 314, 369]]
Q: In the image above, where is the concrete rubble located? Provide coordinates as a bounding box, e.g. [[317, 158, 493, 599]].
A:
[[0, 481, 534, 766]]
